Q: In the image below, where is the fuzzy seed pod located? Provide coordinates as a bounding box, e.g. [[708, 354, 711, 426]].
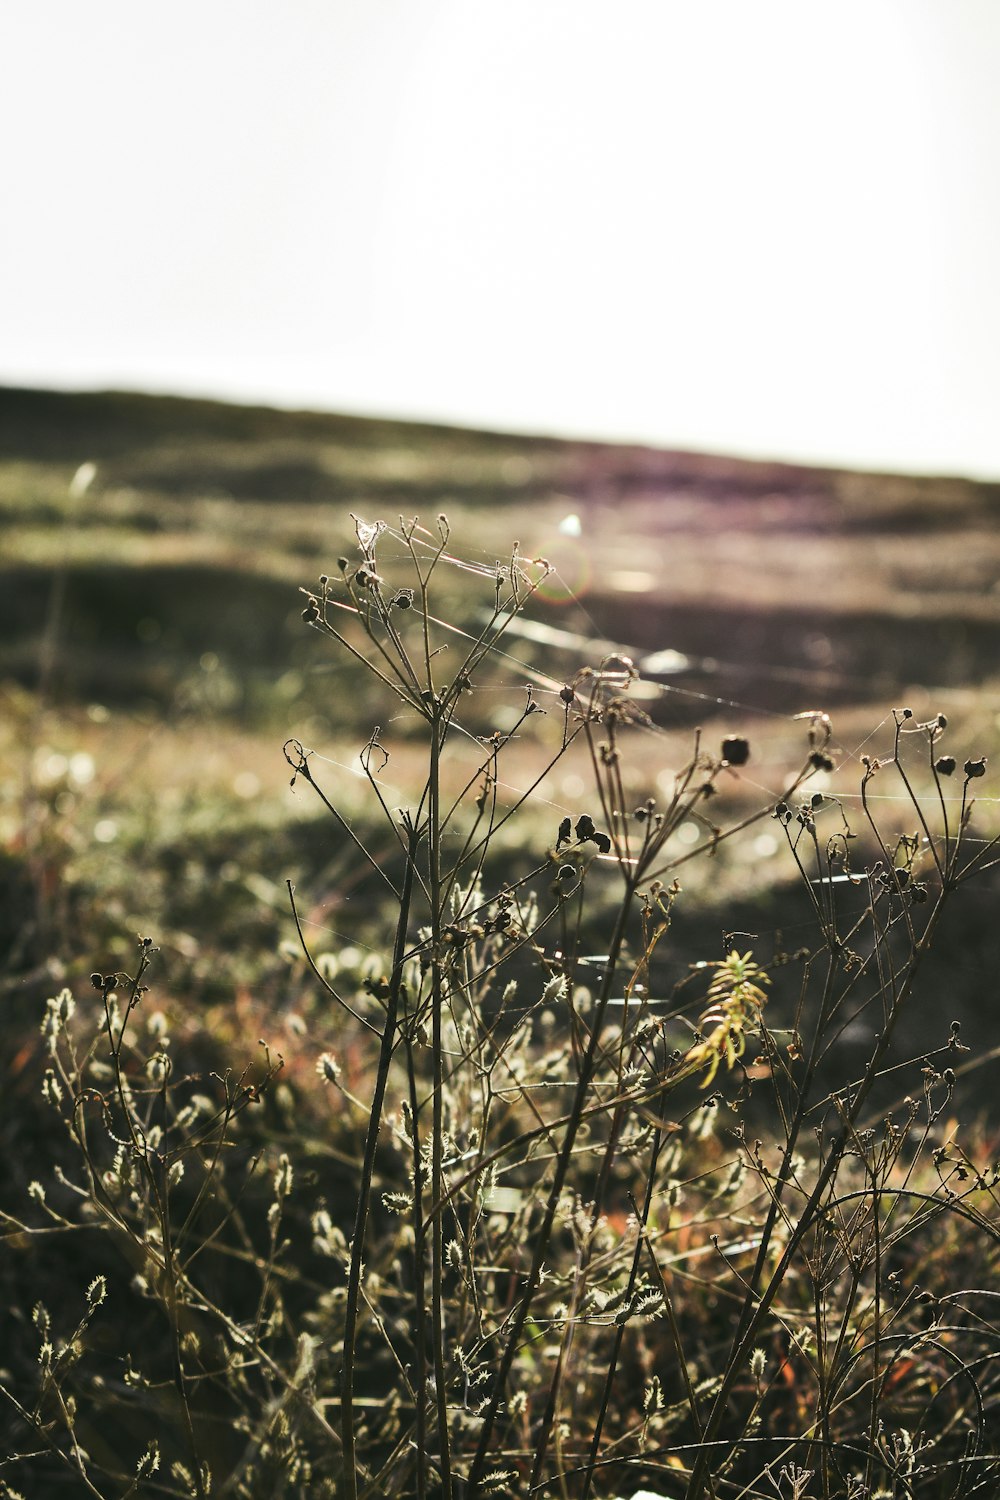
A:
[[721, 736, 750, 767]]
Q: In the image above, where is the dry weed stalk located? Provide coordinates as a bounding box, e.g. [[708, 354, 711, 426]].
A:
[[3, 518, 999, 1500]]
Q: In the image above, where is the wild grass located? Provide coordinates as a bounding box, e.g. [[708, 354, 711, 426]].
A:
[[2, 513, 1000, 1499]]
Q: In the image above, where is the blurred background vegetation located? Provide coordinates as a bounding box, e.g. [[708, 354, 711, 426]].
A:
[[2, 383, 999, 1113]]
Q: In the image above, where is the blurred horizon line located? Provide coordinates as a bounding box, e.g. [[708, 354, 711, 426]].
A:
[[4, 375, 999, 488]]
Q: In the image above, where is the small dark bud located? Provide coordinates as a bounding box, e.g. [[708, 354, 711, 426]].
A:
[[391, 590, 413, 610], [575, 814, 596, 840], [909, 882, 928, 903], [302, 601, 319, 622], [721, 736, 750, 767], [557, 817, 572, 848], [103, 975, 117, 990], [943, 1067, 956, 1086], [557, 864, 575, 881], [937, 713, 947, 729], [902, 707, 913, 719], [337, 557, 349, 571], [774, 802, 789, 820], [634, 806, 648, 822], [893, 867, 910, 888], [559, 685, 575, 704], [809, 751, 834, 772], [593, 832, 612, 854], [90, 972, 104, 990], [964, 757, 987, 779], [935, 756, 956, 776], [318, 574, 329, 586], [811, 793, 824, 808]]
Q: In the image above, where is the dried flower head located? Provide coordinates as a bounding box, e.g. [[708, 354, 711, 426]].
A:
[[316, 1052, 341, 1085], [722, 735, 750, 766]]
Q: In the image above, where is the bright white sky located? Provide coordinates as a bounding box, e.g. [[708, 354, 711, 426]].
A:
[[3, 1, 1000, 477]]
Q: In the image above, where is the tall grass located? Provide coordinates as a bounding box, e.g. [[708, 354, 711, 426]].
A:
[[3, 514, 1000, 1499]]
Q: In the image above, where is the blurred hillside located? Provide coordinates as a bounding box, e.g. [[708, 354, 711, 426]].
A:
[[2, 384, 999, 728]]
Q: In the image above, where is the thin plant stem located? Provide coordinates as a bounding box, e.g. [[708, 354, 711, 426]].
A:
[[341, 822, 419, 1500]]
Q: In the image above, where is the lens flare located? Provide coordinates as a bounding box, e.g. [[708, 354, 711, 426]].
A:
[[531, 534, 592, 605]]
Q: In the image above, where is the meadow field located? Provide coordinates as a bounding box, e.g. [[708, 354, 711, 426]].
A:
[[2, 386, 1000, 1497], [3, 387, 999, 1051]]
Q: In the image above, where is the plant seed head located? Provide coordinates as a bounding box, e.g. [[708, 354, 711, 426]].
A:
[[721, 736, 750, 766]]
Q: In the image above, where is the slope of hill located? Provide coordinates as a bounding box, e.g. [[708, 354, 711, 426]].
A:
[[1, 384, 998, 726]]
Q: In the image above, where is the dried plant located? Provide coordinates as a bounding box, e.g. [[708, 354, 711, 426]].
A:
[[3, 516, 1000, 1500]]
